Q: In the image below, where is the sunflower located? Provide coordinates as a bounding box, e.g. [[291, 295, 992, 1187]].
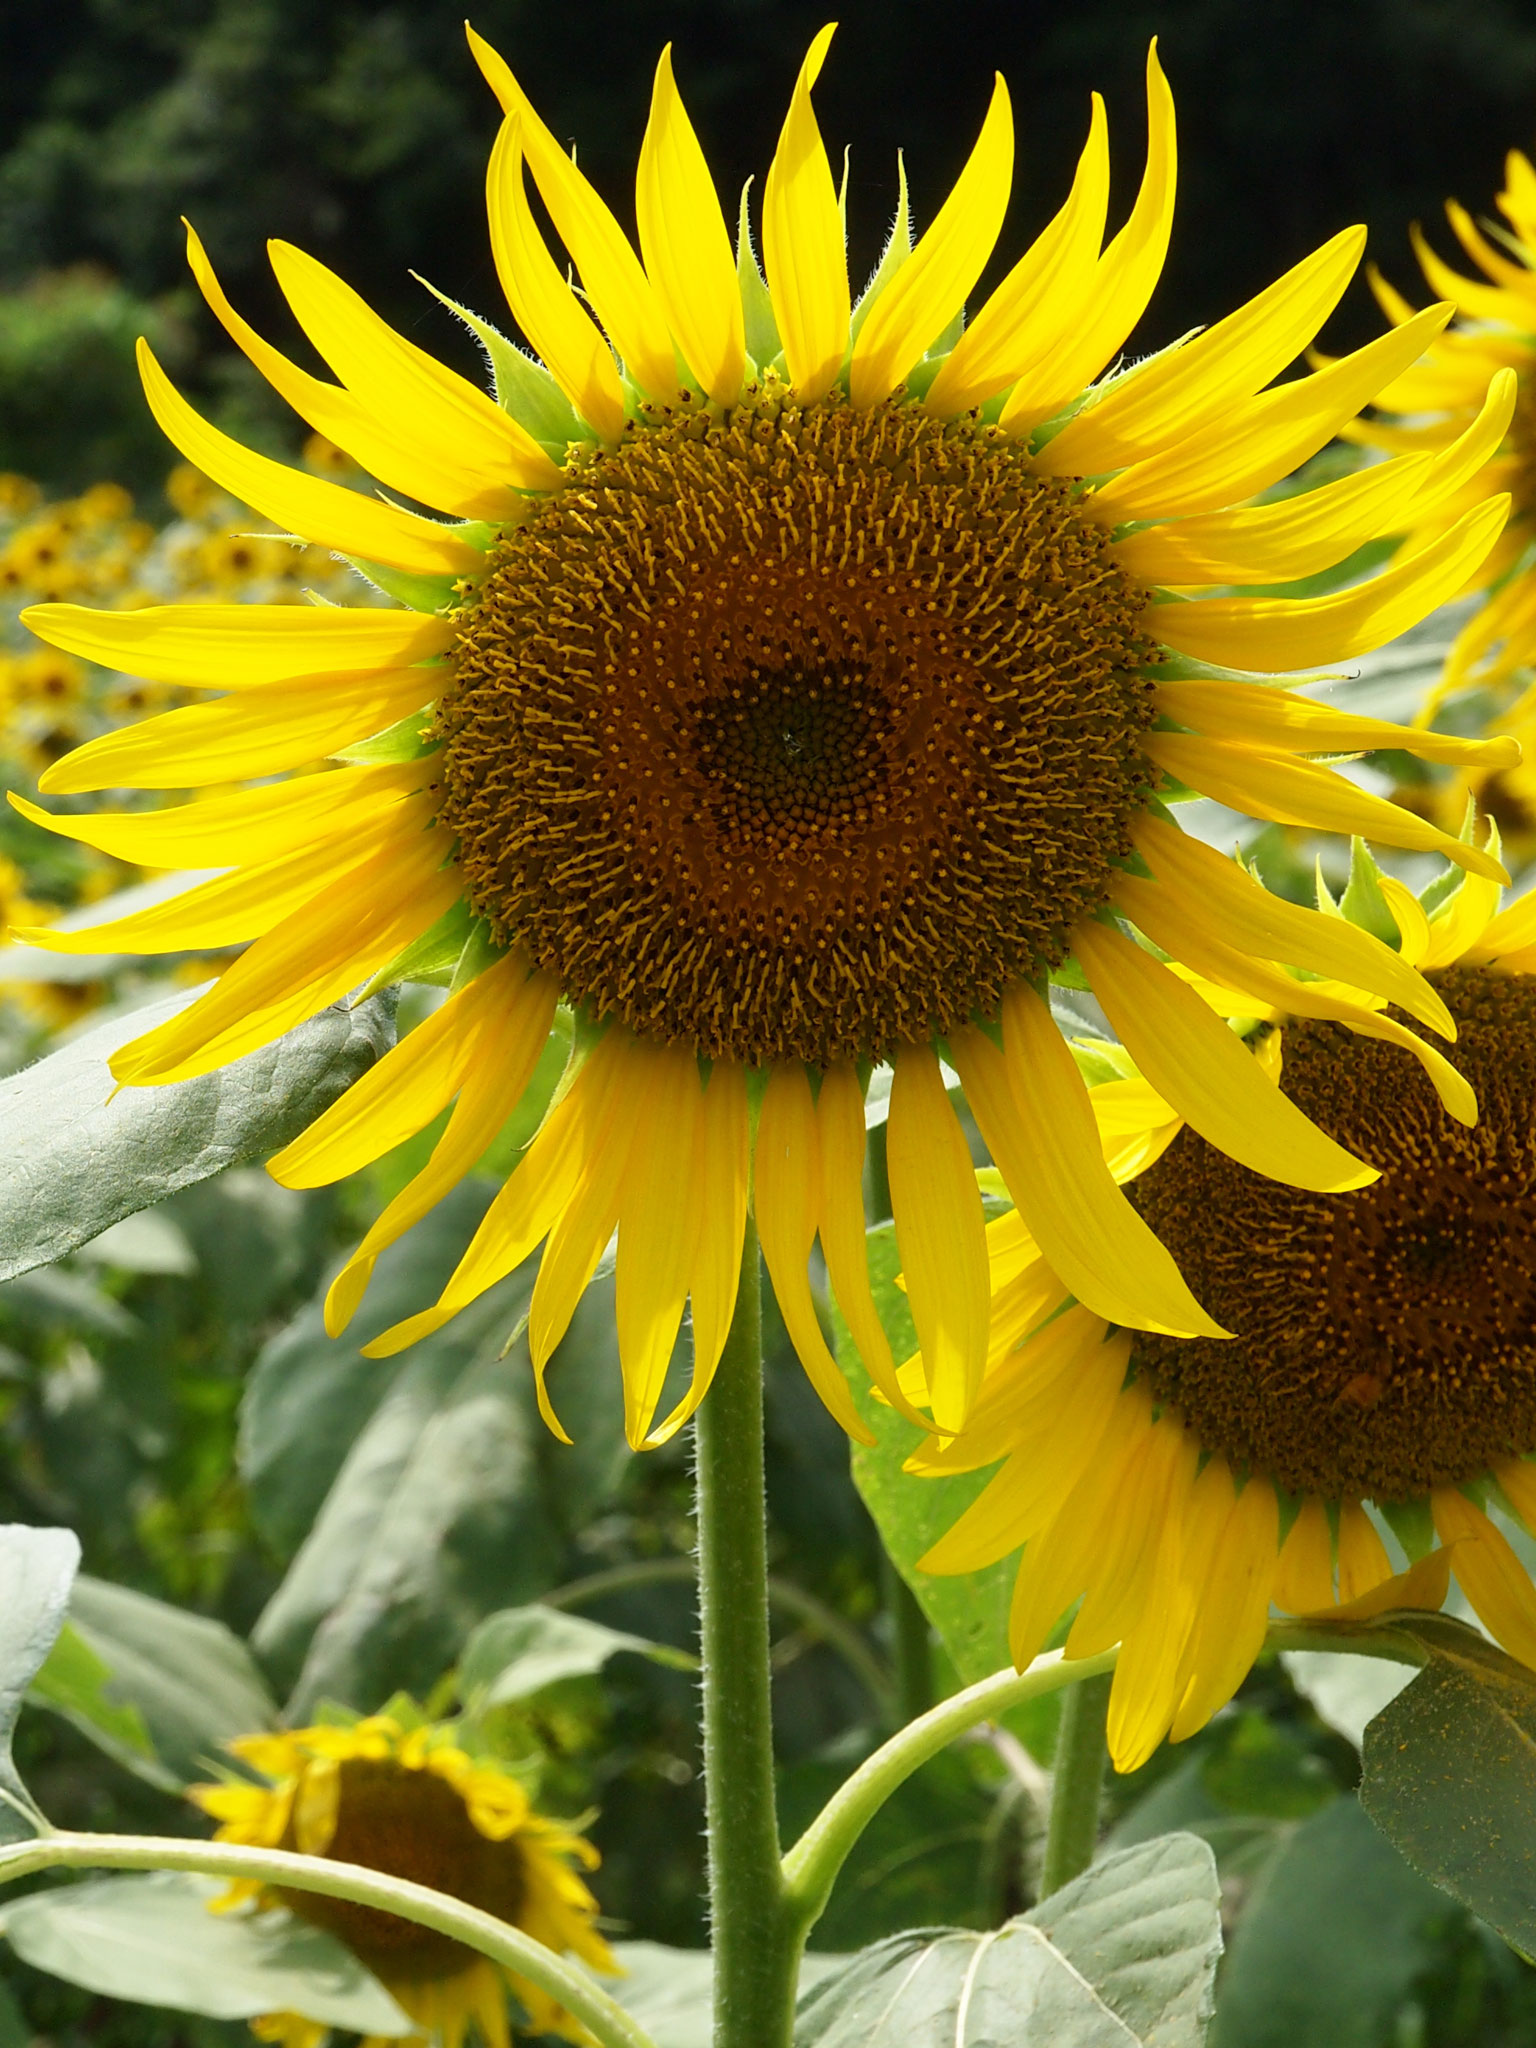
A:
[[191, 1710, 616, 2048], [11, 26, 1524, 1450], [912, 844, 1536, 1771], [1359, 151, 1536, 717]]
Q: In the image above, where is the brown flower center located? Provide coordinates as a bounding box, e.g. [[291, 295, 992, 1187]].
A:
[[1128, 967, 1536, 1499], [438, 388, 1155, 1066], [276, 1758, 526, 1982]]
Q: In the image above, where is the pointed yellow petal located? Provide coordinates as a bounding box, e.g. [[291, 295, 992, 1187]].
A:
[[1273, 1495, 1338, 1613], [1435, 1488, 1536, 1669], [762, 25, 849, 402], [1155, 676, 1518, 775], [953, 988, 1226, 1338], [1336, 1498, 1393, 1603], [1147, 732, 1509, 884], [635, 47, 744, 406], [1167, 1477, 1279, 1740], [20, 600, 451, 687], [486, 117, 626, 441], [886, 1043, 989, 1433], [1075, 919, 1376, 1192], [1126, 814, 1454, 1036], [468, 28, 679, 402], [136, 341, 483, 575], [1001, 44, 1175, 435], [926, 94, 1109, 418], [1154, 497, 1509, 670], [37, 668, 439, 793], [1067, 1419, 1199, 1657], [614, 1046, 706, 1446], [849, 75, 1013, 408], [1040, 224, 1364, 477], [755, 1064, 871, 1442], [1109, 1458, 1229, 1772]]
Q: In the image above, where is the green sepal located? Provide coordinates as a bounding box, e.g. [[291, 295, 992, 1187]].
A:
[[1070, 1036, 1135, 1086], [900, 357, 945, 402], [925, 304, 965, 360], [1048, 954, 1092, 991], [1419, 863, 1465, 919], [333, 711, 439, 765], [1376, 1496, 1435, 1564], [1339, 838, 1399, 947], [344, 557, 464, 613], [736, 180, 783, 374], [447, 915, 508, 996], [356, 898, 477, 1000], [415, 275, 590, 452], [848, 155, 911, 344]]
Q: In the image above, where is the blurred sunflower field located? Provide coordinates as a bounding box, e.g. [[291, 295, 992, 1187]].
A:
[[8, 7, 1536, 2048]]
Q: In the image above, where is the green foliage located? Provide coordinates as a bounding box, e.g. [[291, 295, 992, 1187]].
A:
[[459, 1606, 693, 1709], [0, 989, 396, 1284], [0, 1523, 77, 1840], [795, 1833, 1222, 2047], [0, 1873, 410, 2034]]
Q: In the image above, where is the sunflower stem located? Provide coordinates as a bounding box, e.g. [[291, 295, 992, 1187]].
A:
[[693, 1217, 799, 2048], [1039, 1669, 1112, 1896]]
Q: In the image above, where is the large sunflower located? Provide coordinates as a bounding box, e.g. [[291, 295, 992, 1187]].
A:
[[192, 1710, 615, 2048], [913, 846, 1536, 1770], [12, 27, 1523, 1448], [1360, 152, 1536, 715]]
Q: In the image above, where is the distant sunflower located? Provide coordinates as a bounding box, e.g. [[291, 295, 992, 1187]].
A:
[[1362, 151, 1536, 715], [13, 26, 1522, 1447], [914, 849, 1536, 1770], [192, 1711, 614, 2048]]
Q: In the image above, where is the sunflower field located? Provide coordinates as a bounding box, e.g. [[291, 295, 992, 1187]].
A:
[[7, 4, 1536, 2046]]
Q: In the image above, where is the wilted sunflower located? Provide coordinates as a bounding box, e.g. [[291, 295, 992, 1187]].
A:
[[1361, 151, 1536, 715], [192, 1711, 615, 2048], [913, 846, 1536, 1771], [13, 26, 1522, 1449]]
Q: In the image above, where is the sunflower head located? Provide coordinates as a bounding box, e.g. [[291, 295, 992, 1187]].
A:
[[192, 1705, 615, 2047], [915, 843, 1536, 1770]]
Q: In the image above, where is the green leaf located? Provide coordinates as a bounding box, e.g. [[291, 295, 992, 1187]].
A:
[[0, 1873, 411, 2034], [460, 1606, 691, 1707], [793, 1832, 1221, 2046], [75, 1208, 197, 1276], [1210, 1797, 1446, 2048], [0, 1523, 79, 1841], [31, 1575, 278, 1789], [839, 1223, 1016, 1686], [1281, 1649, 1415, 1749], [597, 1944, 844, 2048], [0, 986, 396, 1284], [1359, 1613, 1536, 1954]]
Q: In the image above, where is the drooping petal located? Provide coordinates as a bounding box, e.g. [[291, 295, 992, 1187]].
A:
[[1272, 1495, 1338, 1613], [1153, 676, 1517, 775], [1434, 1489, 1536, 1668], [1166, 1476, 1280, 1741], [613, 1045, 707, 1446]]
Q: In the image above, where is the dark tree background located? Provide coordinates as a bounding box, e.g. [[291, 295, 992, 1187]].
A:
[[4, 0, 1536, 491]]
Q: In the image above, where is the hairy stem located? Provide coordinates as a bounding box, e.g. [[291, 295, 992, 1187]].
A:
[[693, 1219, 798, 2048], [1039, 1670, 1111, 1897], [0, 1833, 655, 2048]]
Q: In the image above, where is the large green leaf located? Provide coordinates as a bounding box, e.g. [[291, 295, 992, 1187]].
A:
[[0, 987, 395, 1282], [839, 1222, 1015, 1685], [0, 1873, 411, 2034], [1211, 1796, 1446, 2048], [1359, 1612, 1536, 1954], [596, 1945, 847, 2048], [31, 1575, 278, 1789], [1280, 1649, 1415, 1749], [459, 1606, 691, 1708], [0, 1524, 79, 1841], [793, 1832, 1221, 2046]]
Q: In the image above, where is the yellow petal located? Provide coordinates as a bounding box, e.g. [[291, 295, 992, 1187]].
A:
[[1001, 43, 1175, 435], [137, 341, 483, 576], [614, 1046, 706, 1446], [324, 969, 559, 1336], [635, 47, 744, 406], [1273, 1495, 1337, 1613], [1075, 919, 1375, 1192], [1109, 1458, 1229, 1771], [1336, 1498, 1393, 1603], [110, 829, 458, 1086], [1067, 1418, 1198, 1657], [1434, 1488, 1536, 1669], [755, 1064, 871, 1442], [486, 117, 627, 442], [950, 1000, 1225, 1338], [849, 75, 1014, 408], [1154, 497, 1509, 670], [468, 28, 678, 402], [38, 668, 439, 793], [925, 94, 1110, 418], [1327, 1545, 1455, 1622], [1126, 815, 1454, 1037], [1155, 675, 1518, 775], [886, 1043, 989, 1433], [271, 951, 554, 1188], [1168, 1476, 1279, 1740], [1146, 731, 1509, 884], [20, 600, 451, 687], [762, 25, 849, 403], [1039, 224, 1364, 477]]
